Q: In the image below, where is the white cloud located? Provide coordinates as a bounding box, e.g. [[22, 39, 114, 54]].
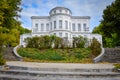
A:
[[20, 0, 115, 31]]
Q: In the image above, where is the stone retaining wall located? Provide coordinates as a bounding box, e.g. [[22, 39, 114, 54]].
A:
[[100, 48, 120, 63]]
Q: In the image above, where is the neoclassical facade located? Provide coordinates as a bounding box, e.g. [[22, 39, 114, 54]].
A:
[[20, 7, 102, 47]]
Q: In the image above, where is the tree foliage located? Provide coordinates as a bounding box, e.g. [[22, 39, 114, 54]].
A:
[[92, 0, 120, 47], [0, 0, 31, 64], [0, 0, 31, 48]]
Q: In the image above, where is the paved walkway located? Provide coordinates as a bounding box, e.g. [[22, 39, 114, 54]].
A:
[[6, 61, 114, 69]]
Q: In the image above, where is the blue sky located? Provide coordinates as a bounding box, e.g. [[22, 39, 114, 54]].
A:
[[20, 0, 114, 31]]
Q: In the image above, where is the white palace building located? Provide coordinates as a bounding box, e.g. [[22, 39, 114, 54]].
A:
[[20, 7, 102, 47]]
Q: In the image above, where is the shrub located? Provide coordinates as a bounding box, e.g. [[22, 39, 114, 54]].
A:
[[0, 53, 6, 65], [73, 36, 88, 48], [89, 38, 101, 58], [114, 64, 120, 69]]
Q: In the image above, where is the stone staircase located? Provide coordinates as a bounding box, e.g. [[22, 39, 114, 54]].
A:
[[100, 48, 120, 63], [0, 65, 120, 80], [2, 47, 20, 61]]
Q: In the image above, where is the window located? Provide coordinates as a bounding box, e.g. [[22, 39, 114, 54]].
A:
[[54, 21, 56, 29], [46, 23, 49, 31], [35, 23, 38, 32], [41, 24, 44, 31], [78, 24, 81, 31], [72, 23, 75, 31], [65, 33, 68, 37], [59, 9, 62, 13], [83, 23, 87, 31], [83, 23, 89, 31], [65, 33, 68, 39], [54, 33, 56, 36], [59, 32, 62, 37], [50, 22, 52, 30], [59, 20, 62, 29], [35, 23, 38, 27], [84, 35, 87, 38], [54, 10, 56, 14], [65, 10, 68, 13], [65, 21, 68, 29], [69, 22, 71, 30]]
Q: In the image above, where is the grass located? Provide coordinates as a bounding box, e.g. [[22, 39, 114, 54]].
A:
[[18, 48, 93, 63]]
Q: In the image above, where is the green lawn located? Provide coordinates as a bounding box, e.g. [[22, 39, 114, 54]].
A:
[[18, 48, 93, 63]]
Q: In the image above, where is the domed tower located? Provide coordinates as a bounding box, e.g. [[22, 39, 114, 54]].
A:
[[49, 7, 72, 41]]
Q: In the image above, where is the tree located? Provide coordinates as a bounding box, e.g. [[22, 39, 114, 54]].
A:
[[92, 0, 120, 47], [0, 0, 21, 29], [0, 0, 23, 64]]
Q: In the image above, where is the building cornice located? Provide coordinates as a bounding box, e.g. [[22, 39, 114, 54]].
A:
[[72, 32, 91, 34], [31, 15, 90, 19], [49, 30, 72, 33], [31, 16, 50, 19], [32, 32, 49, 34], [71, 16, 90, 19]]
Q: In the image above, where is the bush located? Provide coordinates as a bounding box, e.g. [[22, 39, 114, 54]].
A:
[[114, 64, 120, 69], [25, 35, 63, 49], [73, 36, 87, 48], [89, 38, 101, 58], [0, 53, 6, 65]]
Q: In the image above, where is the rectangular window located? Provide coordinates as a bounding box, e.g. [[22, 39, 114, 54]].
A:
[[46, 23, 49, 31], [59, 20, 62, 29], [54, 10, 56, 14], [41, 24, 44, 31], [59, 32, 62, 37], [83, 23, 87, 31], [35, 23, 38, 27], [54, 33, 56, 36], [35, 23, 38, 32], [65, 21, 68, 29], [72, 23, 75, 31], [78, 24, 81, 31], [50, 22, 52, 30], [59, 9, 62, 13], [65, 33, 68, 37], [65, 33, 68, 39], [69, 22, 71, 30], [54, 21, 56, 29]]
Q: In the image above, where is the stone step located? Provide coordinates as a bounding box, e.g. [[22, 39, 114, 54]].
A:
[[0, 74, 120, 80], [0, 69, 120, 77], [1, 62, 119, 80], [2, 47, 20, 61], [8, 66, 114, 72]]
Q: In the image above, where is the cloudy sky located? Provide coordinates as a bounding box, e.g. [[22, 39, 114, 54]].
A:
[[20, 0, 114, 31]]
